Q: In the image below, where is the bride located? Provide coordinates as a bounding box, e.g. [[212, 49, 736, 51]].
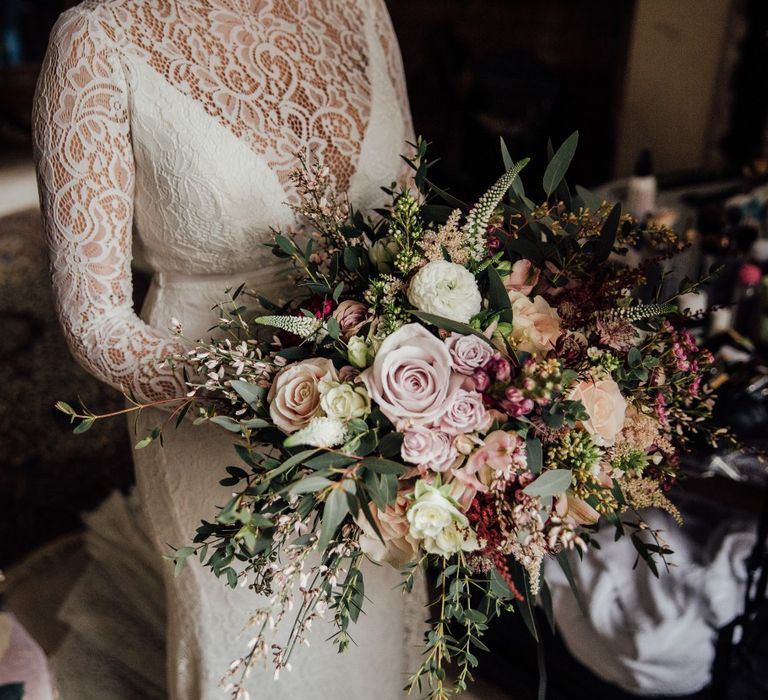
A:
[[32, 1, 418, 697]]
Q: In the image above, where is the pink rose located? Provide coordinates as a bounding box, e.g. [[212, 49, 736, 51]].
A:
[[401, 427, 459, 473], [445, 333, 497, 375], [356, 494, 417, 567], [268, 358, 339, 433], [508, 291, 562, 355], [361, 323, 462, 426], [332, 300, 370, 339], [435, 389, 490, 435], [568, 378, 627, 447], [504, 259, 540, 295]]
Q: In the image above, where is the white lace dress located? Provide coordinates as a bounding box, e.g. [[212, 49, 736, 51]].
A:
[[33, 1, 419, 698]]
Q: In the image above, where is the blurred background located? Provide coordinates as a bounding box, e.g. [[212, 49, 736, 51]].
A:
[[1, 0, 767, 698]]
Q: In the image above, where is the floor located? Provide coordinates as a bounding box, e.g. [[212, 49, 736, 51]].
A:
[[0, 160, 37, 217]]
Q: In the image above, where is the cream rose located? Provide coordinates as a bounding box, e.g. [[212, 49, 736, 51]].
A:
[[407, 260, 482, 323], [320, 381, 371, 421], [268, 358, 339, 433], [568, 378, 627, 447], [361, 324, 461, 426], [406, 480, 479, 557], [508, 291, 562, 355]]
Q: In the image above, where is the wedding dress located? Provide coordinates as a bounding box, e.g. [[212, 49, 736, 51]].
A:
[[33, 1, 419, 697]]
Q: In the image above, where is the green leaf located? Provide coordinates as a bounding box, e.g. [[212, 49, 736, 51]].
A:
[[267, 449, 319, 481], [487, 266, 512, 322], [210, 415, 242, 432], [326, 316, 341, 340], [319, 487, 350, 549], [304, 452, 357, 470], [628, 346, 642, 367], [73, 417, 95, 434], [55, 401, 75, 416], [378, 431, 404, 458], [543, 131, 578, 197], [409, 311, 495, 347], [595, 203, 621, 261], [289, 475, 333, 495], [525, 438, 543, 474], [424, 179, 466, 208], [274, 233, 298, 256], [523, 469, 572, 497], [229, 380, 266, 411], [575, 184, 601, 211], [360, 456, 408, 475], [538, 578, 556, 634], [500, 139, 526, 197]]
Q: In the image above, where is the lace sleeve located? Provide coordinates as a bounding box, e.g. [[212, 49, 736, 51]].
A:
[[33, 9, 185, 403]]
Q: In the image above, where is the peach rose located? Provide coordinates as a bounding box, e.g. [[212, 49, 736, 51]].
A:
[[508, 291, 562, 355], [504, 259, 540, 295], [356, 494, 417, 568], [268, 358, 339, 433], [568, 378, 627, 447]]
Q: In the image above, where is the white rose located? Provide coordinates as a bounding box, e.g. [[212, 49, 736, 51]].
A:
[[407, 260, 482, 323], [320, 382, 371, 421], [508, 291, 562, 355], [425, 521, 480, 557], [406, 480, 480, 557]]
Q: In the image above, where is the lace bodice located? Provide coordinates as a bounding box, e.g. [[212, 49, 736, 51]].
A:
[[34, 0, 412, 403]]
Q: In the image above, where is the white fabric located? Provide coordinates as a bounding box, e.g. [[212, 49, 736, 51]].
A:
[[34, 2, 424, 698], [546, 511, 755, 696]]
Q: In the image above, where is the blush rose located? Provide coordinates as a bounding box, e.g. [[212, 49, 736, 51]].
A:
[[268, 358, 339, 433]]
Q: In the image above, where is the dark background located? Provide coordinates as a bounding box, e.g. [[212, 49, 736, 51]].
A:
[[0, 3, 767, 698]]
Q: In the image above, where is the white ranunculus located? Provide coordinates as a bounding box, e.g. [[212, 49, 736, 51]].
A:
[[406, 480, 480, 557], [407, 260, 482, 323], [320, 382, 371, 421]]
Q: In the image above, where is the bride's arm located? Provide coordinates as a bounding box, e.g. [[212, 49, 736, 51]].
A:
[[33, 9, 185, 404]]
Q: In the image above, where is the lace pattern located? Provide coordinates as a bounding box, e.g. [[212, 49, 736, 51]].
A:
[[33, 0, 412, 403], [33, 8, 185, 402]]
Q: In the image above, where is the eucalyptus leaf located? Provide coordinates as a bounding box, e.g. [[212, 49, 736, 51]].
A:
[[525, 438, 543, 475], [289, 475, 333, 495], [319, 487, 350, 549], [575, 184, 601, 211], [409, 311, 494, 347], [523, 469, 572, 497], [360, 456, 408, 475], [210, 415, 242, 432], [229, 380, 266, 411], [543, 131, 578, 197]]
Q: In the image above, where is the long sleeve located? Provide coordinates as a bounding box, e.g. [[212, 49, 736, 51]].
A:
[[33, 9, 185, 403]]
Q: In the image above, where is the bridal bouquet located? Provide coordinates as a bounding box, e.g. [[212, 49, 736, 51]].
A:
[[60, 134, 724, 699]]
